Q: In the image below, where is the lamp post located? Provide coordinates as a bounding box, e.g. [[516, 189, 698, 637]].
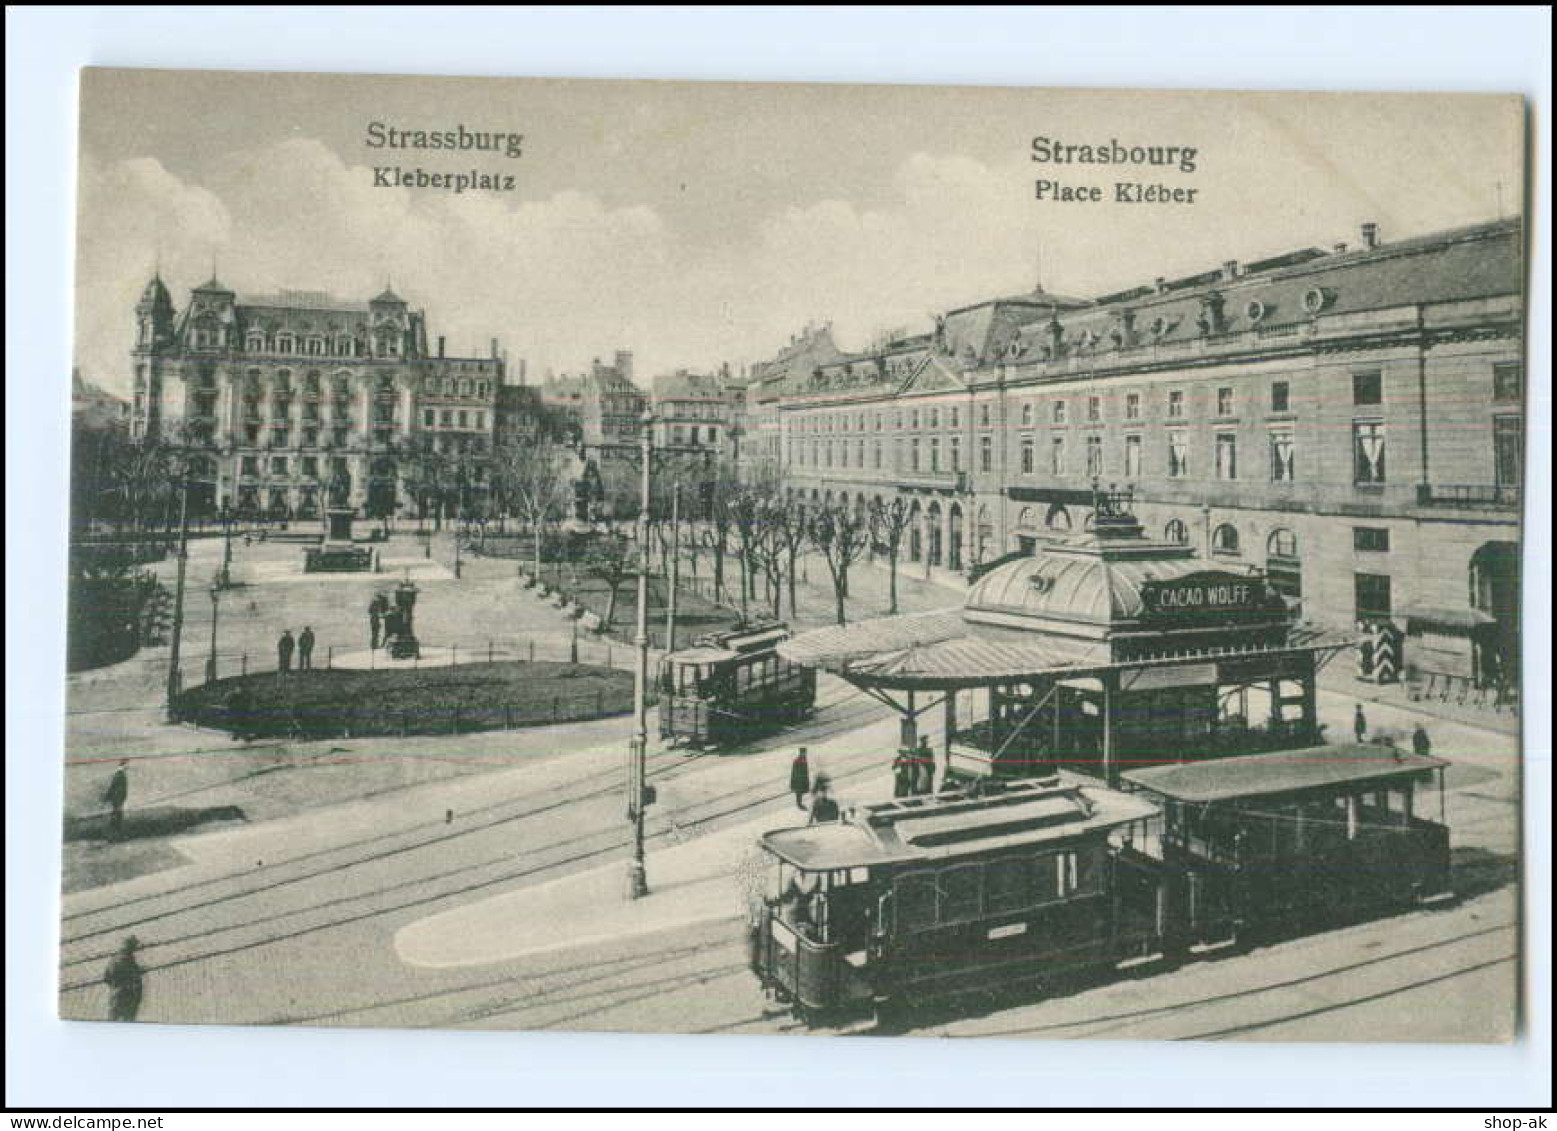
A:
[[626, 409, 654, 900], [164, 464, 191, 721], [205, 577, 222, 683], [219, 500, 233, 589]]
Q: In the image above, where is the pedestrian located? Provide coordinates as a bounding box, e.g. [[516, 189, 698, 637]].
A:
[[788, 747, 811, 810], [808, 774, 840, 825], [914, 737, 937, 796], [1412, 723, 1432, 758], [1353, 703, 1368, 744], [369, 593, 387, 649], [892, 747, 914, 798], [278, 629, 295, 673], [298, 625, 315, 671], [103, 935, 144, 1022], [102, 759, 129, 838], [227, 684, 254, 741]]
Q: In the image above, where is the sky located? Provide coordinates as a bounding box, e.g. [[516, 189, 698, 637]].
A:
[[74, 69, 1525, 393]]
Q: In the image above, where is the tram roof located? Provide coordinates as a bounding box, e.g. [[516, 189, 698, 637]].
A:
[[759, 781, 1158, 870], [1120, 744, 1449, 804], [776, 609, 1351, 690]]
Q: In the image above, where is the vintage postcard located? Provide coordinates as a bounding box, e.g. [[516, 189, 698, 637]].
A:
[[62, 68, 1526, 1042]]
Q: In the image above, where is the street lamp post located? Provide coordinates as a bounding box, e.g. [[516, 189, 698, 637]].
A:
[[665, 483, 680, 652], [626, 409, 654, 900], [165, 467, 191, 721], [206, 578, 222, 683], [219, 500, 233, 589]]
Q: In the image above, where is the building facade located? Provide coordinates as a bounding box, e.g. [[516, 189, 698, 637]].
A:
[[769, 219, 1525, 685], [650, 369, 732, 457], [129, 277, 507, 521], [539, 352, 645, 459]]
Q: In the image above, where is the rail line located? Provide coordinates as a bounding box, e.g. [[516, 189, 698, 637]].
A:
[[60, 687, 881, 938], [58, 710, 890, 993]]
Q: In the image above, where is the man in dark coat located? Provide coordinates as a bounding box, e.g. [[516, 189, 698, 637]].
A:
[[1353, 703, 1368, 744], [892, 747, 914, 798], [1412, 723, 1432, 758], [298, 626, 316, 671], [278, 629, 295, 674], [102, 760, 129, 838], [913, 737, 937, 796], [369, 595, 385, 649], [103, 935, 144, 1022], [807, 775, 840, 825], [788, 747, 811, 809]]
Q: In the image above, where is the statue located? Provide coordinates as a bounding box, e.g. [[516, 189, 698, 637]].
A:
[[328, 465, 353, 509]]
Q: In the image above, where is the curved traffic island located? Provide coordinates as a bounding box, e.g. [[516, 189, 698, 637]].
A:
[[172, 661, 636, 740]]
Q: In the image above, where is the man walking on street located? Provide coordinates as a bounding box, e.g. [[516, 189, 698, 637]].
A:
[[369, 593, 386, 649], [102, 759, 129, 839], [789, 747, 811, 810], [1354, 703, 1368, 744], [808, 775, 840, 825], [103, 936, 144, 1022], [1413, 723, 1432, 758], [278, 629, 295, 674], [298, 626, 316, 671]]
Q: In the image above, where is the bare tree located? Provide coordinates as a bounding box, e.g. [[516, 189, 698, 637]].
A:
[[807, 501, 869, 626], [492, 436, 573, 580], [769, 495, 810, 621], [869, 496, 914, 615], [585, 529, 637, 633]]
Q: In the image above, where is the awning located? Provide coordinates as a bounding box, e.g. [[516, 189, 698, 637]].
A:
[[1399, 605, 1497, 631], [776, 610, 1106, 689]]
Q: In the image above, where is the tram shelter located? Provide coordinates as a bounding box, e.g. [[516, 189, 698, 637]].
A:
[[779, 490, 1353, 786]]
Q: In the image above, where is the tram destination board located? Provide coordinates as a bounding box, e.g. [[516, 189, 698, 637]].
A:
[[54, 64, 1527, 1052]]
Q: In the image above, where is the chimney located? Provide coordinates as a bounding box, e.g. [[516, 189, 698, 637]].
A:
[[1222, 260, 1239, 281], [437, 335, 446, 358], [614, 350, 634, 384], [519, 358, 527, 385], [1361, 222, 1379, 250], [490, 337, 499, 359], [1334, 242, 1348, 254], [1154, 276, 1169, 293]]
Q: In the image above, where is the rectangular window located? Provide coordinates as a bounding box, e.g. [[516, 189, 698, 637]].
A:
[[1055, 851, 1080, 898], [301, 457, 318, 477], [1168, 430, 1188, 478], [949, 407, 959, 428], [1124, 434, 1142, 478], [1492, 362, 1523, 404], [1052, 401, 1067, 425], [1087, 396, 1101, 422], [1125, 392, 1141, 420], [1353, 421, 1386, 484], [979, 404, 991, 427], [1355, 572, 1392, 621], [1270, 428, 1295, 482], [271, 457, 288, 475], [1353, 370, 1383, 406], [423, 409, 435, 428], [1021, 402, 1034, 426], [1168, 390, 1184, 418], [1494, 415, 1523, 488], [1050, 436, 1067, 476], [1086, 435, 1103, 477], [873, 442, 882, 470], [1021, 438, 1035, 475], [979, 435, 993, 472], [1215, 433, 1237, 480], [1217, 387, 1234, 417], [1271, 381, 1290, 413], [929, 438, 941, 472], [1354, 527, 1391, 553], [950, 437, 961, 472], [441, 410, 453, 427], [240, 457, 258, 477], [910, 438, 920, 471]]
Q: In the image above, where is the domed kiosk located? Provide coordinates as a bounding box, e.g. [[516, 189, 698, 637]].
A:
[[780, 488, 1351, 784]]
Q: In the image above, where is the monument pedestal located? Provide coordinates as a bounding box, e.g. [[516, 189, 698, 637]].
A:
[[303, 507, 374, 573]]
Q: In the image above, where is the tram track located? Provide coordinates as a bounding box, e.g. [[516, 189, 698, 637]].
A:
[[60, 687, 883, 942], [57, 703, 891, 994]]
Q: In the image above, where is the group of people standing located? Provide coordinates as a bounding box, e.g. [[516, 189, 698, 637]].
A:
[[893, 738, 939, 798], [787, 748, 840, 825], [276, 626, 317, 673]]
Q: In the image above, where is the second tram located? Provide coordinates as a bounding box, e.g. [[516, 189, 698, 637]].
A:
[[659, 621, 817, 748]]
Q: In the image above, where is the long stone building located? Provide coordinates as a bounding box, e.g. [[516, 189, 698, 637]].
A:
[[129, 277, 507, 521], [765, 218, 1525, 687]]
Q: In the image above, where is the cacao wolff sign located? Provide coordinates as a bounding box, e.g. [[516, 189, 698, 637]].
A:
[[1140, 572, 1270, 619]]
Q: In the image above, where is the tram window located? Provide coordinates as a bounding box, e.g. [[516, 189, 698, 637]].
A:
[[985, 857, 1032, 914], [1056, 851, 1080, 897], [894, 873, 939, 933], [938, 864, 984, 925]]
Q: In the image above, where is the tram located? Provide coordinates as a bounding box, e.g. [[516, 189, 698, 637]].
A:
[[750, 743, 1450, 1023], [658, 620, 817, 748]]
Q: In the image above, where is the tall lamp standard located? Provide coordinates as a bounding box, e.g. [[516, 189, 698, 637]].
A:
[[164, 461, 191, 721], [218, 499, 234, 590], [205, 576, 222, 683], [626, 408, 655, 900]]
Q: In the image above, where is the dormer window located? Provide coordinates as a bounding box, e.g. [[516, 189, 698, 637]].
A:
[[306, 337, 325, 356], [276, 333, 295, 354], [246, 331, 266, 352]]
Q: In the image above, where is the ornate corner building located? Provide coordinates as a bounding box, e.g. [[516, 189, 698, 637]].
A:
[[767, 219, 1525, 689], [130, 277, 507, 522]]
